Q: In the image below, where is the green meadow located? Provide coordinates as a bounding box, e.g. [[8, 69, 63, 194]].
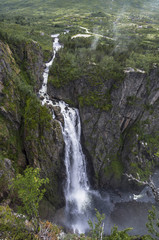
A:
[[0, 0, 159, 83]]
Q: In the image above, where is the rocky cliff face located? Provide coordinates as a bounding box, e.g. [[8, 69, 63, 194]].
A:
[[48, 67, 159, 190], [8, 39, 44, 91], [0, 38, 64, 207], [1, 32, 159, 207]]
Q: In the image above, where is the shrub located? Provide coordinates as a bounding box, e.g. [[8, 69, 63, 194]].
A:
[[145, 206, 159, 240], [0, 205, 36, 239], [10, 167, 49, 232], [88, 209, 105, 240]]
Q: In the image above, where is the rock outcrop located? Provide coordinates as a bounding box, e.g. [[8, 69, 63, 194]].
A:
[[0, 38, 65, 207], [0, 158, 15, 202], [48, 67, 159, 190]]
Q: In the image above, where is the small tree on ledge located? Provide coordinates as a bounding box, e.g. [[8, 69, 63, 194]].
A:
[[10, 167, 49, 232]]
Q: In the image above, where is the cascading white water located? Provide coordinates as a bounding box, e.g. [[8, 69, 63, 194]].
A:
[[57, 101, 90, 214], [38, 30, 157, 236], [39, 33, 62, 103], [39, 31, 91, 233]]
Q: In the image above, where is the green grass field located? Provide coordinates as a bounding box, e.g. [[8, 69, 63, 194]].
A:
[[0, 0, 159, 68]]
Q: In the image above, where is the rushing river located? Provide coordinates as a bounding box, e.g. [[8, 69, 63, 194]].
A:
[[39, 31, 157, 236]]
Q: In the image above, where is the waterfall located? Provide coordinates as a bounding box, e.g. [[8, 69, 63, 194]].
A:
[[39, 30, 159, 236], [39, 32, 91, 233], [57, 101, 90, 214]]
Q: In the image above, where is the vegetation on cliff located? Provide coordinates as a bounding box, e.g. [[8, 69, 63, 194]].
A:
[[10, 167, 49, 232], [0, 29, 64, 210], [0, 0, 159, 238]]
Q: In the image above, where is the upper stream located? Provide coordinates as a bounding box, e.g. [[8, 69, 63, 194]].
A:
[[39, 31, 157, 235]]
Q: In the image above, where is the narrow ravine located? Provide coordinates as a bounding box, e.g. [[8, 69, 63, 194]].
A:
[[39, 31, 157, 236], [39, 33, 62, 103], [39, 32, 93, 233]]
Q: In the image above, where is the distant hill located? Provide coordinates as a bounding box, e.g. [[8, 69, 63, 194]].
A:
[[0, 0, 156, 17]]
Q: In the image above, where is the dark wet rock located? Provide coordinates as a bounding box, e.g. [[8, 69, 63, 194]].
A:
[[9, 40, 44, 91], [48, 68, 159, 191], [53, 106, 64, 125], [24, 118, 65, 207], [40, 95, 44, 100], [146, 190, 152, 198], [0, 157, 15, 201]]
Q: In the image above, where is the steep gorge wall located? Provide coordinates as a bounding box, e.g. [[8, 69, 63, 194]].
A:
[[48, 68, 159, 190], [0, 38, 65, 207], [1, 32, 159, 209]]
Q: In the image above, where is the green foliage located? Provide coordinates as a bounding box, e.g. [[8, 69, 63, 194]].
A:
[[49, 36, 125, 89], [145, 206, 159, 240], [0, 20, 53, 57], [130, 161, 152, 182], [88, 209, 105, 240], [0, 33, 46, 166], [126, 96, 139, 106], [99, 55, 125, 82], [141, 132, 159, 156], [104, 157, 124, 180], [0, 205, 36, 239], [64, 233, 89, 240], [0, 2, 159, 239], [40, 220, 62, 239], [0, 206, 63, 239], [0, 0, 154, 18], [10, 167, 49, 232], [126, 120, 159, 181], [78, 91, 112, 111], [106, 225, 132, 240], [24, 96, 52, 141], [49, 49, 80, 87], [49, 35, 124, 111], [126, 52, 159, 72], [0, 114, 22, 162], [0, 115, 10, 151], [142, 132, 159, 156], [87, 209, 133, 240]]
